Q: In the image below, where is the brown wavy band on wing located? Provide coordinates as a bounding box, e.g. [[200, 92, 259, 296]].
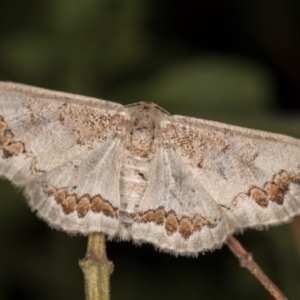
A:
[[137, 206, 216, 239], [230, 170, 300, 209], [0, 116, 25, 158], [45, 186, 118, 219]]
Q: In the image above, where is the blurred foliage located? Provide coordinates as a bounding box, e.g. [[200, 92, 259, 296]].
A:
[[0, 0, 300, 300]]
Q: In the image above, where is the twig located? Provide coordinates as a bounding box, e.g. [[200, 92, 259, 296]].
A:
[[291, 216, 300, 263], [79, 233, 114, 300], [226, 236, 287, 300]]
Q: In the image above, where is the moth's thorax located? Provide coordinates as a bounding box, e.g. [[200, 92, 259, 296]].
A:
[[131, 114, 155, 150], [124, 102, 168, 155]]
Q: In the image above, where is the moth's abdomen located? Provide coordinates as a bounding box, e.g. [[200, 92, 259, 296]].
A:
[[119, 153, 151, 217], [118, 152, 153, 239]]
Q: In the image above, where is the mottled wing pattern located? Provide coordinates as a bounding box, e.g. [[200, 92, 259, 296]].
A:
[[132, 146, 233, 254], [0, 82, 126, 235], [131, 115, 300, 254], [164, 116, 300, 229]]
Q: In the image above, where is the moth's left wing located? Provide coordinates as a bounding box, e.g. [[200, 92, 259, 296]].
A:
[[165, 115, 300, 231], [131, 145, 234, 255], [131, 114, 300, 255]]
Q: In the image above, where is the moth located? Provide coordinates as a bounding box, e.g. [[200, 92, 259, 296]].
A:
[[1, 82, 300, 255]]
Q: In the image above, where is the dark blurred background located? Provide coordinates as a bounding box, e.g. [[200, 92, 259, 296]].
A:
[[0, 1, 300, 299]]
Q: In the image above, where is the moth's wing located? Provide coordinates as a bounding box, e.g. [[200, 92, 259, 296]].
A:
[[0, 82, 126, 236], [131, 145, 234, 255], [24, 138, 124, 236], [132, 115, 300, 255], [165, 115, 300, 231]]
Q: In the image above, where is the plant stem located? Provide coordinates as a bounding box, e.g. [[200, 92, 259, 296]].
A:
[[79, 233, 114, 300], [227, 236, 287, 300]]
